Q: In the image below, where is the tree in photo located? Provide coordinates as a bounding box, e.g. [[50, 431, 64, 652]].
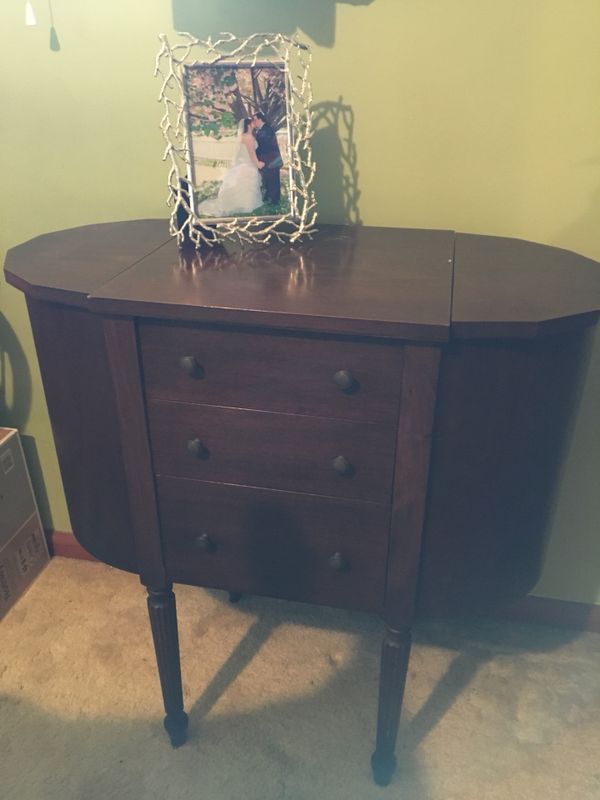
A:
[[186, 65, 287, 139], [248, 68, 287, 131]]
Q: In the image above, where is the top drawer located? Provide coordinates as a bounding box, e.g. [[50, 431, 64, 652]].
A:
[[139, 322, 403, 423]]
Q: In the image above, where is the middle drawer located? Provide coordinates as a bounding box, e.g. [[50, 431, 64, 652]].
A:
[[148, 401, 396, 503]]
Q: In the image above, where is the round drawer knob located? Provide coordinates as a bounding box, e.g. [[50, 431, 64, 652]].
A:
[[333, 369, 356, 392], [332, 455, 353, 476], [194, 533, 215, 553], [186, 438, 209, 459], [178, 355, 204, 379], [328, 552, 348, 572]]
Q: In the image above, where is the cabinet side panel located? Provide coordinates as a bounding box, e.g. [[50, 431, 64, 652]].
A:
[[384, 345, 441, 628], [418, 330, 593, 616], [26, 297, 138, 573]]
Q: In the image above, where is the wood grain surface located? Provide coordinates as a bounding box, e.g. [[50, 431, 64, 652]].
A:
[[417, 328, 595, 616], [157, 476, 390, 611], [26, 298, 138, 572], [5, 220, 171, 306], [140, 320, 403, 423], [147, 401, 397, 503], [103, 318, 167, 587], [452, 233, 600, 337], [89, 226, 454, 340], [6, 222, 600, 339]]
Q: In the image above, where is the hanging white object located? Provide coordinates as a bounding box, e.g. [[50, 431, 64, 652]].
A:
[[25, 2, 37, 26]]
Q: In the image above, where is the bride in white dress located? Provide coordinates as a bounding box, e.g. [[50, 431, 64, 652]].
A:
[[197, 118, 264, 217]]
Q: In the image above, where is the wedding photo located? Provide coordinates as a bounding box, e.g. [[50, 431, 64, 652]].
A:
[[183, 62, 292, 221]]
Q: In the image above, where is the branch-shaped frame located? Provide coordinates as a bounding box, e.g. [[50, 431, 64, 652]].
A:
[[155, 31, 318, 248]]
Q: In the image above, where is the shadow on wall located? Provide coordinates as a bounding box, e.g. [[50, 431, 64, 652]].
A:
[[172, 0, 375, 48], [0, 312, 53, 529], [549, 190, 600, 607], [538, 324, 600, 608], [312, 98, 362, 224], [0, 312, 31, 431], [171, 5, 367, 223]]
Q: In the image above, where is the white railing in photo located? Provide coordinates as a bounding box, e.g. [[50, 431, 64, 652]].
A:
[[193, 131, 290, 186], [193, 135, 238, 183]]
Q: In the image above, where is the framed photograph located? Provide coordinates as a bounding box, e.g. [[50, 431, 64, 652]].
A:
[[184, 62, 292, 222], [156, 33, 317, 247]]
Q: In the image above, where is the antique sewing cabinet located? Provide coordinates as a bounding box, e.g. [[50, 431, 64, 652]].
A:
[[5, 221, 600, 785]]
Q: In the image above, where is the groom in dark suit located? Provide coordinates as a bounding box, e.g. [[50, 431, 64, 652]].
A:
[[253, 112, 282, 207]]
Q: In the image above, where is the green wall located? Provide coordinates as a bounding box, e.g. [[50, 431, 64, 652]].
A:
[[1, 1, 598, 603]]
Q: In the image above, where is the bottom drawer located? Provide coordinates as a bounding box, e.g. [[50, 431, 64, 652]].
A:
[[158, 477, 390, 612]]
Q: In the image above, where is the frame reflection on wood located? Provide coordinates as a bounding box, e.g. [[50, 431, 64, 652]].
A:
[[156, 32, 318, 247]]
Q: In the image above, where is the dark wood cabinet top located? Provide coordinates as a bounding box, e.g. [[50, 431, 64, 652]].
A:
[[4, 220, 171, 307], [453, 233, 600, 338], [5, 220, 600, 339], [88, 226, 454, 340]]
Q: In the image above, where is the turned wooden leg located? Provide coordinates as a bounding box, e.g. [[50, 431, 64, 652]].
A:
[[371, 626, 412, 786], [146, 585, 189, 748]]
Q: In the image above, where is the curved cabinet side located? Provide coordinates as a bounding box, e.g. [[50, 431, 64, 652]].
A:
[[26, 297, 138, 573], [417, 328, 594, 616]]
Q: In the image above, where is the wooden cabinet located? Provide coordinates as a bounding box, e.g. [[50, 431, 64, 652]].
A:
[[5, 222, 599, 786]]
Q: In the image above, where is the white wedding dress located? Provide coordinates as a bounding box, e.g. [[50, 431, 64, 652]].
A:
[[197, 135, 262, 217]]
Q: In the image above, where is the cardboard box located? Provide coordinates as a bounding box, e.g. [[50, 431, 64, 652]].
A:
[[0, 428, 50, 620]]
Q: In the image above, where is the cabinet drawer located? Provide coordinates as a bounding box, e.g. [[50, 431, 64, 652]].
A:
[[140, 322, 403, 423], [158, 477, 389, 611], [148, 401, 396, 503]]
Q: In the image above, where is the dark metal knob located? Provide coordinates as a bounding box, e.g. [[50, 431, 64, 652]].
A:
[[194, 533, 215, 553], [178, 355, 204, 379], [333, 369, 356, 392], [332, 455, 353, 476], [186, 438, 209, 459], [328, 552, 348, 572]]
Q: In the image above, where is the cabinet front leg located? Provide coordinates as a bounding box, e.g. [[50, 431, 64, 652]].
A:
[[146, 585, 189, 748], [371, 626, 412, 786]]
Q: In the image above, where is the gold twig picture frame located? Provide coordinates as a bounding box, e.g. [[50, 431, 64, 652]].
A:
[[155, 32, 318, 247]]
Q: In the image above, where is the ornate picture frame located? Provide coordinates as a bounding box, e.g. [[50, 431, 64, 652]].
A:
[[155, 32, 318, 247]]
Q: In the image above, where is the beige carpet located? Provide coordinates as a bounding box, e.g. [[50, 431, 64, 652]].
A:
[[1, 558, 599, 800]]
